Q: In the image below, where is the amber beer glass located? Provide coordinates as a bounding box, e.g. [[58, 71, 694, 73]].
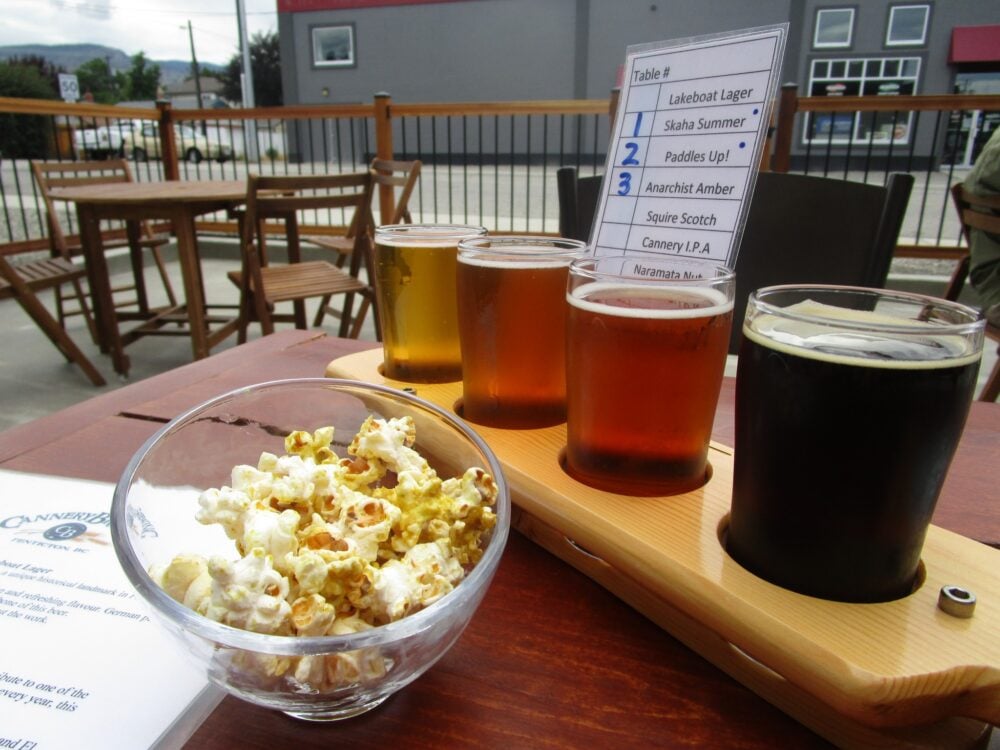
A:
[[457, 236, 587, 428], [373, 224, 486, 383], [728, 285, 985, 603], [565, 256, 735, 495]]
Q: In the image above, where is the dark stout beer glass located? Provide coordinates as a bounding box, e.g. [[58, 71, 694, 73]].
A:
[[373, 224, 486, 383], [457, 236, 587, 428], [566, 256, 734, 496], [728, 285, 985, 602]]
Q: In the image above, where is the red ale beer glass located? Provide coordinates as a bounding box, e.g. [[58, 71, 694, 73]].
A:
[[457, 236, 587, 428], [565, 256, 735, 495], [728, 285, 985, 602]]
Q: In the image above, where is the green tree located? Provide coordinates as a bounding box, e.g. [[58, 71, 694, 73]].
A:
[[219, 30, 283, 107], [120, 52, 160, 101], [7, 55, 65, 96], [76, 57, 119, 103], [0, 60, 57, 158]]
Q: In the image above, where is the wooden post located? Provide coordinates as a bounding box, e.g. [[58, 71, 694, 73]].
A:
[[373, 92, 394, 225], [157, 100, 179, 181], [772, 82, 798, 174]]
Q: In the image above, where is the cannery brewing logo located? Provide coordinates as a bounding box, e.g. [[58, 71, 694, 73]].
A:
[[0, 511, 111, 551]]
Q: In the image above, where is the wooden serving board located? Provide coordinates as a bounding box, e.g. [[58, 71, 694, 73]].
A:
[[327, 348, 999, 749]]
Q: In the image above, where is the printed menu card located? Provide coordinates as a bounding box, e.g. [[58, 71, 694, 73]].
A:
[[0, 470, 221, 749], [591, 25, 787, 267]]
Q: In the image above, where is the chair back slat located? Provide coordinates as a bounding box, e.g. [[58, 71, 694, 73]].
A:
[[370, 158, 422, 224]]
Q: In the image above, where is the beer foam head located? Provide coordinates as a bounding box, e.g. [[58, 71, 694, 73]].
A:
[[746, 299, 981, 368], [569, 282, 734, 319], [459, 253, 575, 270], [375, 224, 486, 247]]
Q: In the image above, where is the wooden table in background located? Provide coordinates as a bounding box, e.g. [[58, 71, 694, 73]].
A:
[[0, 330, 996, 748], [50, 180, 248, 377]]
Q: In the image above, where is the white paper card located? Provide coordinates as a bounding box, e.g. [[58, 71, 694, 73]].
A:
[[591, 25, 787, 267], [0, 470, 222, 750]]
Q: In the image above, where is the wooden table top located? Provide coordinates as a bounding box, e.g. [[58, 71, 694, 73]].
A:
[[0, 330, 996, 748], [49, 179, 248, 205]]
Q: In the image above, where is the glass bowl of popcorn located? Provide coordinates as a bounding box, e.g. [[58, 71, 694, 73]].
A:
[[111, 378, 510, 721]]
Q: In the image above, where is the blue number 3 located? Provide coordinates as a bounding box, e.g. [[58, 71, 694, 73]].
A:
[[618, 172, 632, 195]]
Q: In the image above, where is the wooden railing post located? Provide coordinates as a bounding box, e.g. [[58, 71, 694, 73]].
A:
[[771, 82, 799, 174], [373, 92, 395, 225], [156, 100, 179, 181]]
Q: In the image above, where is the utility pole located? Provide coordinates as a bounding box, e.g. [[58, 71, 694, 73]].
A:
[[186, 20, 206, 134], [235, 0, 258, 160]]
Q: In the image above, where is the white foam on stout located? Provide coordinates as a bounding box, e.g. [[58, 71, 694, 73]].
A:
[[568, 281, 733, 319], [745, 299, 981, 369]]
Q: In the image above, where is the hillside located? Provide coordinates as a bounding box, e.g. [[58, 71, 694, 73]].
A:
[[0, 43, 222, 85]]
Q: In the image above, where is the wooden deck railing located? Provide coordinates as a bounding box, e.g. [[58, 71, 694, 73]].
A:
[[1, 88, 996, 285]]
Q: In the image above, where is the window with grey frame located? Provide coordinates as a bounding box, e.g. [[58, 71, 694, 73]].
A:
[[312, 24, 356, 68], [813, 8, 855, 49], [885, 4, 930, 47]]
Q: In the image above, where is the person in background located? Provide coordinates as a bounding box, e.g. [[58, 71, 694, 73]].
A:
[[963, 125, 1000, 327]]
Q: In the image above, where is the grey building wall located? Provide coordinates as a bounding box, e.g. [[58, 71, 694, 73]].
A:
[[276, 0, 1000, 165], [279, 0, 802, 106], [281, 0, 579, 105]]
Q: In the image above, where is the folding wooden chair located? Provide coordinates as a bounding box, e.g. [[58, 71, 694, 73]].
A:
[[310, 158, 421, 328], [951, 183, 1000, 402], [228, 172, 377, 341], [304, 158, 421, 266], [0, 252, 105, 385], [31, 159, 178, 342]]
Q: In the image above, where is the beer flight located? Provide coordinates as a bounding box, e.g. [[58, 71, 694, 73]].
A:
[[369, 224, 987, 605]]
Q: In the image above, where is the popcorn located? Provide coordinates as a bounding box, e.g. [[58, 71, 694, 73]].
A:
[[150, 416, 498, 693]]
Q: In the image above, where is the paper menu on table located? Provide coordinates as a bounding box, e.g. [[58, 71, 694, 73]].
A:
[[591, 25, 787, 268], [0, 469, 222, 750]]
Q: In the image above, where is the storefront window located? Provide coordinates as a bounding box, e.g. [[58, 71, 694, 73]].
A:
[[814, 8, 855, 49], [804, 56, 921, 145], [886, 5, 929, 47]]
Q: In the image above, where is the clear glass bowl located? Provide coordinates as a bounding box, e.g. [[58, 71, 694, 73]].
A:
[[111, 378, 510, 721]]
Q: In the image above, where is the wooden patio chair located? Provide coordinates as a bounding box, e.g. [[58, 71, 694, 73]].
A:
[[305, 158, 422, 265], [228, 172, 377, 341], [0, 252, 105, 386], [31, 159, 178, 343], [951, 183, 1000, 402], [310, 158, 421, 328]]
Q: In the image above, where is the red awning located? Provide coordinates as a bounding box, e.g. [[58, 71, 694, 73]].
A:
[[950, 25, 1000, 64]]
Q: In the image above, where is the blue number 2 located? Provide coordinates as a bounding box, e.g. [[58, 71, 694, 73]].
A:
[[622, 142, 640, 166], [618, 172, 632, 195]]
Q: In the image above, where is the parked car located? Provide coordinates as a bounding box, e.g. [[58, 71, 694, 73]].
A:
[[124, 123, 235, 163], [73, 122, 131, 159]]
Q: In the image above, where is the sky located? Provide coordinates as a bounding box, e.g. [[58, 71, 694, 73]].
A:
[[1, 0, 278, 66]]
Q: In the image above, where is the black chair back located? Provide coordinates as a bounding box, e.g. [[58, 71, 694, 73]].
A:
[[731, 171, 913, 352]]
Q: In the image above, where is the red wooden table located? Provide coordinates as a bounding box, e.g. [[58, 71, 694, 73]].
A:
[[0, 330, 996, 748]]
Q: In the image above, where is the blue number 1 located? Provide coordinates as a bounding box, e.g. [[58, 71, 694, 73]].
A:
[[633, 112, 644, 137], [618, 172, 632, 195], [622, 142, 640, 166]]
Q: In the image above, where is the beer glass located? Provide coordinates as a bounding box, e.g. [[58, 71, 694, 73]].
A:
[[457, 236, 587, 428], [372, 224, 486, 383], [565, 256, 735, 496], [728, 285, 985, 603]]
